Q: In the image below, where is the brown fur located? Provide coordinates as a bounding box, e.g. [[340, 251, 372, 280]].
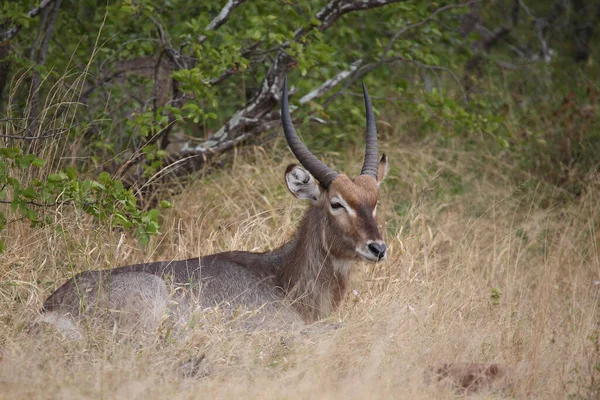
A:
[[325, 175, 382, 259]]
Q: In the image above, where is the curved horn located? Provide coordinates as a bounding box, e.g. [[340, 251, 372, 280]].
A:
[[360, 82, 379, 180], [281, 77, 338, 187]]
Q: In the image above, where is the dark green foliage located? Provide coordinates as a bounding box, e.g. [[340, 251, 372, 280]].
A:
[[2, 0, 600, 252], [0, 147, 163, 250]]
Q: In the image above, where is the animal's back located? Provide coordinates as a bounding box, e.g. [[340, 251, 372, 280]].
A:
[[40, 251, 303, 338]]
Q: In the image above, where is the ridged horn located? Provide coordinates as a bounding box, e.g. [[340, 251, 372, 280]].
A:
[[281, 77, 338, 187], [360, 82, 379, 180]]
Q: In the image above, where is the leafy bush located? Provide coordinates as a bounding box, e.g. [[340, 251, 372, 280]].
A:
[[0, 146, 165, 252]]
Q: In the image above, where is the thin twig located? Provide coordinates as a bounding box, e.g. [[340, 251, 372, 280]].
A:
[[322, 62, 382, 108], [198, 0, 249, 43], [0, 124, 76, 140], [388, 56, 468, 105], [518, 0, 565, 62], [149, 16, 186, 70], [299, 60, 363, 104], [384, 1, 478, 54], [0, 199, 60, 208], [345, 92, 418, 103]]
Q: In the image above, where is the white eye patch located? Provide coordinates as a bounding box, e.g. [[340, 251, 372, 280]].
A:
[[329, 196, 356, 216]]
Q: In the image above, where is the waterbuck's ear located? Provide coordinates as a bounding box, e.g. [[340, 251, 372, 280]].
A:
[[377, 154, 388, 187], [285, 164, 321, 202]]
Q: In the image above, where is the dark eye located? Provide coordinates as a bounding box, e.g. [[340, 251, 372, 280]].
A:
[[330, 201, 345, 210]]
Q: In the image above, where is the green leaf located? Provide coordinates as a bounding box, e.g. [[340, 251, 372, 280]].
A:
[[65, 166, 77, 180], [0, 147, 21, 160], [114, 212, 133, 228], [138, 232, 150, 246], [48, 173, 68, 183], [141, 208, 160, 224], [18, 154, 36, 167], [21, 187, 37, 199], [309, 16, 321, 26], [26, 208, 37, 221], [31, 158, 46, 167], [160, 200, 173, 209], [90, 181, 106, 191], [98, 172, 112, 183]]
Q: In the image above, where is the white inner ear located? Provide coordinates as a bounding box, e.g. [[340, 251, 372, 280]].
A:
[[377, 155, 388, 187], [286, 166, 320, 201]]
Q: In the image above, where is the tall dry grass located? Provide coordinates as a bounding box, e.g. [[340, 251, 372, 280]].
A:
[[0, 135, 599, 398]]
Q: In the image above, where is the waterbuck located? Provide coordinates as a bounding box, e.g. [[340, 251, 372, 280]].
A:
[[39, 78, 388, 339]]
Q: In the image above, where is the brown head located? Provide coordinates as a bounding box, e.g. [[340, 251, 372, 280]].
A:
[[281, 78, 388, 262]]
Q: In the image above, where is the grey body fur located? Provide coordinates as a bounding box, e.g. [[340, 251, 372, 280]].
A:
[[41, 206, 351, 338]]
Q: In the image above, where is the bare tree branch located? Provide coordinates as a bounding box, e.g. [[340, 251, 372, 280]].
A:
[[322, 62, 382, 108], [179, 58, 366, 159], [199, 0, 249, 43], [113, 0, 456, 196], [0, 199, 60, 207], [0, 124, 76, 140], [187, 0, 407, 155], [121, 0, 430, 196], [299, 59, 363, 104], [518, 0, 566, 62], [323, 53, 468, 110], [315, 0, 407, 33], [475, 24, 526, 58], [0, 0, 56, 43], [149, 16, 186, 70], [39, 0, 61, 65]]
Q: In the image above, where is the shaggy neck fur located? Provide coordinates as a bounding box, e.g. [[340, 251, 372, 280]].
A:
[[272, 204, 353, 322]]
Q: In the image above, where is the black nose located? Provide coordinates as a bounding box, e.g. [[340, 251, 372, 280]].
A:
[[368, 242, 387, 260]]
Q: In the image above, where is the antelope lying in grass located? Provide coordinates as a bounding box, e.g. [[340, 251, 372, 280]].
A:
[[40, 78, 388, 339]]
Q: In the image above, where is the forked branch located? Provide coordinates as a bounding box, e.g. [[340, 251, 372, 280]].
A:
[[0, 0, 56, 43], [183, 0, 407, 156]]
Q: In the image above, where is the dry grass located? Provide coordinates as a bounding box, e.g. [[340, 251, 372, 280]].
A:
[[1, 139, 599, 399]]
